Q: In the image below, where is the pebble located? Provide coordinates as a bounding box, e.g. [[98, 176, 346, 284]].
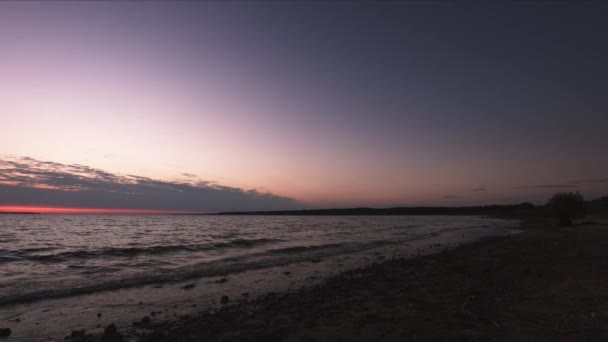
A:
[[182, 283, 196, 290], [220, 295, 230, 304]]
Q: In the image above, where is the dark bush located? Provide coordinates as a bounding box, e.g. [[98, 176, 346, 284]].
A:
[[547, 192, 585, 226]]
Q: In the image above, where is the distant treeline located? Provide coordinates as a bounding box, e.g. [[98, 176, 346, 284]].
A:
[[214, 196, 608, 217], [215, 203, 536, 216]]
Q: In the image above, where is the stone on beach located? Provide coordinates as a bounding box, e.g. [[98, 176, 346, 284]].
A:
[[101, 323, 124, 342], [0, 328, 11, 337], [70, 329, 86, 340]]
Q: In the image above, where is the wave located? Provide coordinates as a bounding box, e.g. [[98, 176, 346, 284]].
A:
[[0, 238, 281, 264], [266, 243, 345, 254], [0, 220, 519, 307], [0, 236, 422, 306]]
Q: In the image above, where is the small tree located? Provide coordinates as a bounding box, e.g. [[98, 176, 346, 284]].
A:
[[547, 192, 586, 226]]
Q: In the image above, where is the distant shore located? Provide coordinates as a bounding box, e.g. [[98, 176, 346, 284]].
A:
[[213, 203, 536, 216], [61, 217, 608, 341]]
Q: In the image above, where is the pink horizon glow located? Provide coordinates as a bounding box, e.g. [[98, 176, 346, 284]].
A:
[[0, 205, 204, 215]]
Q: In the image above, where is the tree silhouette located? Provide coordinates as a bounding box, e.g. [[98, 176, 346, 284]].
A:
[[547, 192, 585, 226]]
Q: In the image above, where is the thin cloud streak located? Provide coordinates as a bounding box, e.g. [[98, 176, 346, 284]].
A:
[[0, 156, 301, 212], [517, 184, 577, 189], [570, 179, 608, 184]]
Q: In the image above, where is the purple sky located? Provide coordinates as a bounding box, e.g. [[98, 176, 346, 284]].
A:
[[1, 2, 607, 210]]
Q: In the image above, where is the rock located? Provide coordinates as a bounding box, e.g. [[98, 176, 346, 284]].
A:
[[0, 328, 11, 337], [70, 329, 86, 339], [71, 329, 85, 337], [220, 295, 230, 304], [104, 324, 117, 336], [97, 312, 102, 318], [101, 323, 124, 342], [284, 271, 291, 276], [141, 316, 151, 325], [216, 277, 228, 283], [182, 283, 195, 290]]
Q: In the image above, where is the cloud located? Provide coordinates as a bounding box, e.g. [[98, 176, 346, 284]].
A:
[[570, 179, 608, 184], [471, 188, 487, 192], [0, 156, 301, 212], [181, 173, 197, 178], [443, 195, 462, 200], [517, 184, 577, 189]]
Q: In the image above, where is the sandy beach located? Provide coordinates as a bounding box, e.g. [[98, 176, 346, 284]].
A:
[[50, 217, 607, 342]]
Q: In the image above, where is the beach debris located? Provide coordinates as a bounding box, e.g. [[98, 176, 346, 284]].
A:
[[0, 328, 11, 337], [220, 295, 230, 304], [182, 283, 196, 290]]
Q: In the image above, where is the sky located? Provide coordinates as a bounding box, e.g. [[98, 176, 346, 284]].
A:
[[1, 2, 607, 212]]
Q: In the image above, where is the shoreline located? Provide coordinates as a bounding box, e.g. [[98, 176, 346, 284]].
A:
[[1, 218, 518, 341], [122, 219, 608, 341], [5, 217, 607, 341]]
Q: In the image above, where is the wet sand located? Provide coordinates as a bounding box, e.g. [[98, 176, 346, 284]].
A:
[[13, 219, 608, 341]]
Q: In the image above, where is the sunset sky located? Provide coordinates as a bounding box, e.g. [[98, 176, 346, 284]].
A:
[[1, 2, 607, 212]]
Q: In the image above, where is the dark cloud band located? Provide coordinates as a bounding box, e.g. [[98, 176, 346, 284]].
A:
[[0, 156, 300, 212]]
